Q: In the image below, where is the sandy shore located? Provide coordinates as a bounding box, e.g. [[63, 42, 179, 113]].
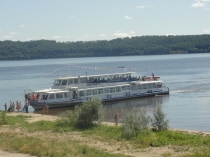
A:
[[7, 112, 58, 123]]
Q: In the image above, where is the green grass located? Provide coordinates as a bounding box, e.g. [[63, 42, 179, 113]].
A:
[[0, 133, 130, 157], [2, 114, 210, 157]]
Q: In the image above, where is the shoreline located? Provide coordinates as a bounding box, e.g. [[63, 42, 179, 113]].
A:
[[5, 112, 210, 135]]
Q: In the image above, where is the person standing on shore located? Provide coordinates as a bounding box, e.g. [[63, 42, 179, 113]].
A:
[[25, 100, 29, 113], [12, 102, 15, 112], [114, 113, 119, 126], [4, 103, 7, 111], [16, 101, 18, 111], [16, 102, 21, 112], [42, 104, 49, 115], [8, 101, 12, 112]]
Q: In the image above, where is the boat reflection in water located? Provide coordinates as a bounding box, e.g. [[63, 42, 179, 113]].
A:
[[34, 95, 169, 123], [103, 95, 169, 123]]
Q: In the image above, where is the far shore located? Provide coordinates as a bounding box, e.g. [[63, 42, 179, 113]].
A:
[[5, 111, 210, 136]]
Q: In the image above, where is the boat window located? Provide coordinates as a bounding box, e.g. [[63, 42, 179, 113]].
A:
[[157, 83, 162, 88], [98, 89, 103, 94], [121, 86, 126, 91], [56, 93, 63, 99], [132, 85, 137, 90], [54, 80, 61, 85], [80, 78, 86, 83], [104, 88, 109, 93], [92, 89, 97, 95], [148, 83, 152, 89], [86, 90, 91, 96], [74, 79, 78, 84], [116, 87, 120, 92], [49, 94, 55, 99], [143, 84, 147, 89], [87, 77, 93, 83], [79, 91, 85, 96], [68, 79, 73, 85], [42, 94, 48, 100], [61, 80, 67, 85], [153, 83, 156, 88], [64, 93, 68, 98], [126, 86, 130, 90], [138, 84, 142, 90], [110, 87, 115, 93]]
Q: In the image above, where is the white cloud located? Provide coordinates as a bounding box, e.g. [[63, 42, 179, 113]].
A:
[[191, 1, 205, 7], [165, 33, 175, 36], [19, 24, 34, 27], [27, 37, 33, 41], [113, 32, 129, 38], [136, 6, 145, 9], [53, 36, 61, 39], [76, 34, 90, 40], [113, 31, 136, 38], [149, 5, 155, 7], [4, 36, 13, 39], [203, 29, 210, 33], [82, 34, 89, 39], [99, 34, 108, 37], [124, 15, 132, 19], [129, 31, 135, 34], [41, 37, 48, 40], [19, 24, 25, 27], [136, 5, 155, 9], [9, 32, 18, 35]]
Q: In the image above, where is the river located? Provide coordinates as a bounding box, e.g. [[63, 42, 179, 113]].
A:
[[0, 53, 210, 131]]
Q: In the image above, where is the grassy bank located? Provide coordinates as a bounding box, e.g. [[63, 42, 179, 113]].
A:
[[0, 113, 210, 157]]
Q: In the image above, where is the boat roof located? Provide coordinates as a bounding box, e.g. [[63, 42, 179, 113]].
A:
[[34, 88, 69, 93], [55, 72, 136, 80]]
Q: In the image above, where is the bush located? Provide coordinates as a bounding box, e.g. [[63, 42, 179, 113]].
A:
[[0, 111, 7, 125], [152, 105, 169, 131], [121, 107, 151, 139], [57, 98, 103, 128]]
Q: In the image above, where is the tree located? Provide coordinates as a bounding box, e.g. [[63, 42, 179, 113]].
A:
[[152, 105, 169, 131]]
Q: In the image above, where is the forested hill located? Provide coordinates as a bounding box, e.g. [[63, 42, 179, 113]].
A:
[[0, 35, 210, 60]]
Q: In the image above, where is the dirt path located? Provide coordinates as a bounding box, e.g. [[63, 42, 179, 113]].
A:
[[0, 149, 35, 157]]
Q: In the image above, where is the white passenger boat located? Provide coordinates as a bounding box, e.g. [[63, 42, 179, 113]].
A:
[[25, 72, 169, 110]]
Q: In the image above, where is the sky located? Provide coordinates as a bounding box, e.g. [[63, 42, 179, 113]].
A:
[[0, 0, 210, 42]]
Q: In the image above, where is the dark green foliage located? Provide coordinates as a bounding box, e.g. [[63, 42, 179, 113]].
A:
[[121, 107, 151, 139], [0, 111, 7, 125], [57, 99, 103, 128], [0, 35, 210, 60], [152, 105, 169, 131]]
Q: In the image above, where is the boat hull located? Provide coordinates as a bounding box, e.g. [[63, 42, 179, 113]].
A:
[[30, 90, 169, 110]]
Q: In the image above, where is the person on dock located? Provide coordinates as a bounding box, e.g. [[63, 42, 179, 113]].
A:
[[114, 113, 119, 126], [42, 104, 49, 115]]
